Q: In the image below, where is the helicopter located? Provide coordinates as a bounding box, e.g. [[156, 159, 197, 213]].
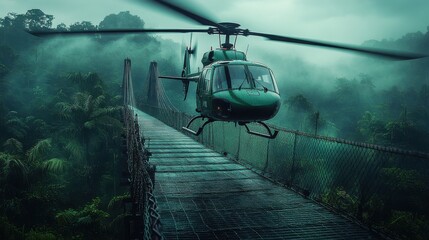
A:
[[29, 0, 426, 139], [159, 31, 282, 138]]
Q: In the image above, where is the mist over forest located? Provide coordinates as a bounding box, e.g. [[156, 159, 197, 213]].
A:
[[1, 9, 428, 151], [0, 7, 428, 239]]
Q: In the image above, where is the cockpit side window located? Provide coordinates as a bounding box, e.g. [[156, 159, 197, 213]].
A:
[[198, 69, 207, 92], [213, 66, 227, 92], [248, 65, 278, 93], [204, 69, 212, 93]]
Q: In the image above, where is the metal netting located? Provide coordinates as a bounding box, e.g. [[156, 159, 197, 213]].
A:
[[141, 104, 429, 239]]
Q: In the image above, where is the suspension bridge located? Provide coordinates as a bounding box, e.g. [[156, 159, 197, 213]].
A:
[[121, 59, 429, 240]]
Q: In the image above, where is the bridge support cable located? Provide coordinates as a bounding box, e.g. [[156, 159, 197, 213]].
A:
[[144, 61, 178, 112], [122, 58, 164, 240], [142, 61, 185, 129]]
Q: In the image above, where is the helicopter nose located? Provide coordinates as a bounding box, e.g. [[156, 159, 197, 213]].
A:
[[213, 90, 281, 121]]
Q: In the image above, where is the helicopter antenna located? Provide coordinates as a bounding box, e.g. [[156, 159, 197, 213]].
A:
[[246, 44, 250, 56], [233, 34, 238, 49]]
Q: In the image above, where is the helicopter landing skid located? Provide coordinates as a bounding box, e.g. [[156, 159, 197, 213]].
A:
[[182, 116, 214, 136], [240, 121, 279, 139]]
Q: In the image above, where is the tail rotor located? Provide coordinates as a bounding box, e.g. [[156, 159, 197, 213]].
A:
[[181, 33, 198, 100]]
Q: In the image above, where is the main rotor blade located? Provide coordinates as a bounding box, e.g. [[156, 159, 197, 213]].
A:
[[28, 28, 208, 37], [248, 31, 426, 60], [149, 0, 225, 31]]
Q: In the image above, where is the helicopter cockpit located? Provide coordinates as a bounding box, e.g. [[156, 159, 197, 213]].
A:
[[212, 63, 279, 93]]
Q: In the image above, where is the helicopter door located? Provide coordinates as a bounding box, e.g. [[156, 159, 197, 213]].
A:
[[201, 69, 212, 114], [196, 69, 207, 112]]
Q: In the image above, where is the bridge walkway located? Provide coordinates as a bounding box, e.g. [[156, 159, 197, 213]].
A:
[[136, 110, 379, 240]]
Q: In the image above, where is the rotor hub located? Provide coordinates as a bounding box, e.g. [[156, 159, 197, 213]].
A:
[[219, 22, 241, 29]]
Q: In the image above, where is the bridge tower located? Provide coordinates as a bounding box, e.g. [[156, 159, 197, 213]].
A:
[[145, 61, 160, 108]]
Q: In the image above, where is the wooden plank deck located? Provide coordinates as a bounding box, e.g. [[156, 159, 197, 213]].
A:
[[136, 110, 380, 240]]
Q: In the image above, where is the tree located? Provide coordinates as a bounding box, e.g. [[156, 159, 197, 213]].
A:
[[98, 11, 150, 43], [24, 9, 53, 30], [69, 21, 97, 31], [54, 73, 122, 197], [99, 11, 144, 29], [357, 111, 386, 143], [0, 9, 52, 49]]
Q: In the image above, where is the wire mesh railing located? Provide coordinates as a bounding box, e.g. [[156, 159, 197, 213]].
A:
[[141, 104, 429, 240], [122, 106, 163, 240]]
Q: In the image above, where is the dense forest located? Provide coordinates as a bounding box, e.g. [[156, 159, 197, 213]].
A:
[[0, 9, 181, 239], [0, 8, 428, 239]]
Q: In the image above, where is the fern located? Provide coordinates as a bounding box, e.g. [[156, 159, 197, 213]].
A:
[[28, 138, 52, 162], [65, 140, 84, 161], [6, 117, 28, 139], [42, 158, 67, 173], [108, 194, 130, 210], [77, 216, 92, 225], [0, 153, 27, 182], [56, 209, 78, 225], [3, 138, 23, 154]]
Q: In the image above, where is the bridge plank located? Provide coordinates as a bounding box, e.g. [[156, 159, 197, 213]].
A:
[[136, 110, 380, 240]]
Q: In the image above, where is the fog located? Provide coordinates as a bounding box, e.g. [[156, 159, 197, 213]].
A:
[[1, 2, 428, 152]]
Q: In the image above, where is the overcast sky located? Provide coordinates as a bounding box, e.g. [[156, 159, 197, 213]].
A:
[[1, 0, 429, 67]]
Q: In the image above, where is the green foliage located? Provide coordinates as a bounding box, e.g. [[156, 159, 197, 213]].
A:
[[322, 187, 357, 214], [285, 94, 313, 113], [381, 167, 425, 192], [357, 111, 386, 143], [386, 211, 429, 240], [0, 8, 132, 240], [56, 198, 110, 238], [69, 21, 96, 31], [99, 11, 144, 29], [0, 217, 24, 240], [64, 140, 84, 162], [3, 138, 23, 154], [0, 152, 27, 185], [5, 111, 28, 139], [27, 138, 52, 163], [108, 194, 130, 210], [25, 229, 57, 240], [42, 158, 67, 173]]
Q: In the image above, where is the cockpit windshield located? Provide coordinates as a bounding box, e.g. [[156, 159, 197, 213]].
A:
[[212, 64, 278, 93]]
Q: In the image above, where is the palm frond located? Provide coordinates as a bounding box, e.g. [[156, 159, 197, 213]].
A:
[[6, 118, 26, 126], [42, 158, 67, 173], [83, 120, 96, 130], [28, 138, 52, 162], [108, 194, 130, 210], [84, 94, 93, 113], [77, 216, 92, 225], [55, 102, 73, 120], [93, 95, 105, 108], [90, 106, 121, 119], [65, 140, 84, 161], [5, 117, 28, 138], [0, 153, 28, 181], [56, 209, 78, 225], [3, 138, 23, 154]]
